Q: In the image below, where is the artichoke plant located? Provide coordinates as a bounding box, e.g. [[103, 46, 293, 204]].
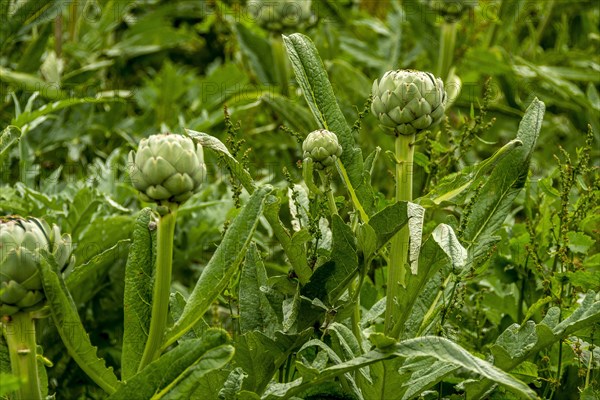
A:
[[302, 129, 342, 171], [248, 0, 313, 32], [0, 216, 72, 317], [371, 70, 447, 136], [128, 133, 206, 205]]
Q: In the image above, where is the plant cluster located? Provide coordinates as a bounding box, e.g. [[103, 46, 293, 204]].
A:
[[0, 1, 598, 399]]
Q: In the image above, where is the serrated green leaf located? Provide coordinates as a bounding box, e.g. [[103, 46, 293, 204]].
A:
[[121, 208, 156, 380], [463, 99, 545, 262], [186, 129, 256, 193], [357, 223, 377, 261], [394, 224, 466, 339], [399, 359, 458, 400], [426, 139, 524, 205], [368, 201, 410, 251], [302, 215, 358, 303], [108, 329, 231, 400], [240, 244, 280, 336], [218, 368, 248, 400], [272, 336, 537, 400], [39, 254, 118, 394], [566, 231, 595, 254], [491, 322, 538, 366], [165, 185, 272, 347], [470, 291, 600, 398], [282, 285, 301, 333], [159, 345, 235, 400]]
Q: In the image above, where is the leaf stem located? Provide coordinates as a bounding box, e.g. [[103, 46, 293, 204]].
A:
[[139, 204, 178, 370], [4, 312, 42, 400], [385, 134, 415, 337]]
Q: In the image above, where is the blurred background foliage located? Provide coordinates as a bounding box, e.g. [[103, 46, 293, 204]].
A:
[[0, 0, 598, 398]]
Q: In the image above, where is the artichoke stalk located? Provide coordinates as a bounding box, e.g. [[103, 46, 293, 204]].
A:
[[302, 129, 343, 214], [372, 70, 447, 338], [1, 216, 72, 400], [129, 133, 205, 369], [420, 1, 477, 79]]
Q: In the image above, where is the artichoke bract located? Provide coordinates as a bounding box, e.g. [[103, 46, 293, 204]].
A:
[[302, 129, 343, 170], [371, 70, 447, 136], [0, 216, 72, 316], [128, 133, 206, 204], [248, 0, 312, 32]]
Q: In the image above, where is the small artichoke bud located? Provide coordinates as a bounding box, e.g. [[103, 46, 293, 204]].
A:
[[248, 0, 313, 33], [128, 133, 206, 204], [371, 69, 447, 136], [421, 0, 477, 22], [302, 129, 342, 170], [0, 216, 73, 316]]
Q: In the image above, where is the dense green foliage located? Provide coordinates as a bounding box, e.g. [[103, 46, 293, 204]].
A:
[[1, 1, 598, 399]]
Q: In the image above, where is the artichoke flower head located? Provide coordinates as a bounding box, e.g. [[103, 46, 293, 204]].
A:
[[0, 216, 72, 316], [420, 0, 477, 22], [371, 69, 447, 137], [129, 133, 206, 205], [248, 0, 313, 33], [302, 129, 342, 171]]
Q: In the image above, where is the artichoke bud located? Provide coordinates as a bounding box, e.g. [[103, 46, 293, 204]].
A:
[[421, 0, 477, 22], [128, 133, 206, 205], [1, 216, 73, 316], [248, 0, 313, 33], [371, 69, 447, 137], [302, 129, 342, 171]]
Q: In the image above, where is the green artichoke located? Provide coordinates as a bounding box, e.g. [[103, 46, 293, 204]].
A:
[[248, 0, 313, 32], [1, 216, 72, 316], [371, 69, 447, 136], [420, 0, 477, 22], [302, 129, 342, 170], [128, 133, 206, 204]]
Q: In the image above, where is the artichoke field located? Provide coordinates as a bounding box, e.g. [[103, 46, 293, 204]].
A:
[[0, 1, 598, 399]]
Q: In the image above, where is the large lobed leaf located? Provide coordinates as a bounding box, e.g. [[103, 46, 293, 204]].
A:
[[239, 244, 279, 336], [108, 329, 233, 400], [463, 99, 545, 261], [164, 185, 273, 347], [264, 336, 536, 400], [121, 208, 156, 379], [39, 253, 119, 394]]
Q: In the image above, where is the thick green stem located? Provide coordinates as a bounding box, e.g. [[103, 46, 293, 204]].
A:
[[350, 264, 367, 343], [318, 171, 338, 215], [271, 35, 289, 96], [437, 21, 457, 81], [384, 134, 415, 337], [139, 204, 178, 370], [4, 313, 42, 400]]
